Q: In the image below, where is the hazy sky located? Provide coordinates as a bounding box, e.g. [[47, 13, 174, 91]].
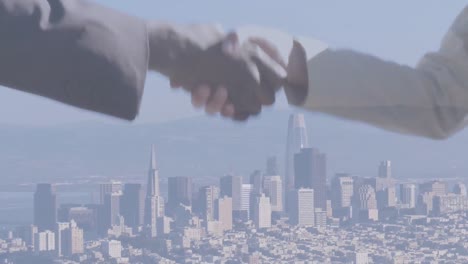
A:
[[0, 1, 464, 125]]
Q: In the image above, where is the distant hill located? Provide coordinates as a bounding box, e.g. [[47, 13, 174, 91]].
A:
[[0, 110, 467, 187]]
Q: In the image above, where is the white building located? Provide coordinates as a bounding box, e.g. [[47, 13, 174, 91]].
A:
[[253, 194, 271, 229], [34, 230, 55, 252], [215, 196, 232, 231], [241, 184, 253, 219], [102, 240, 122, 259], [289, 189, 315, 226]]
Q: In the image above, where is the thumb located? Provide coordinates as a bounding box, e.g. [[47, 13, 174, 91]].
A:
[[287, 40, 308, 87]]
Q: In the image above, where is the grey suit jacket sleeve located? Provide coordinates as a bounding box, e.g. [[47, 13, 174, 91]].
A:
[[297, 6, 468, 139], [0, 0, 149, 120]]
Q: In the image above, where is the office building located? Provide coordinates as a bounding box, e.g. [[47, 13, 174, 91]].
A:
[[102, 240, 122, 259], [34, 183, 57, 231], [266, 156, 278, 176], [198, 185, 220, 221], [240, 184, 253, 220], [220, 175, 243, 211], [168, 176, 192, 208], [121, 183, 144, 229], [289, 189, 315, 226], [103, 191, 121, 232], [294, 148, 327, 210], [67, 220, 84, 255], [285, 113, 309, 194], [400, 183, 417, 208], [250, 170, 264, 196], [34, 230, 55, 252], [453, 182, 467, 196], [253, 194, 271, 229], [215, 196, 233, 231], [420, 180, 447, 196], [314, 209, 327, 227], [263, 175, 283, 212], [378, 160, 391, 178], [353, 184, 378, 222], [99, 181, 122, 205], [331, 174, 354, 209], [56, 222, 70, 257], [433, 194, 468, 215]]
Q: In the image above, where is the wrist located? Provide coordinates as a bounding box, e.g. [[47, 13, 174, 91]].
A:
[[147, 21, 183, 76]]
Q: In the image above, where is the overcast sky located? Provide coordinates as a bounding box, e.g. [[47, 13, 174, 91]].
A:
[[0, 1, 464, 125]]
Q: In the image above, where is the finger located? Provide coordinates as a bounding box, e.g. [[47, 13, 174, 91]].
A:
[[249, 37, 287, 68], [233, 112, 250, 121], [221, 103, 235, 118], [222, 32, 240, 57], [206, 86, 228, 114], [170, 79, 182, 89], [251, 57, 278, 106], [191, 85, 211, 108]]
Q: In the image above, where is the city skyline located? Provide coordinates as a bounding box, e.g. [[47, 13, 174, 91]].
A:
[[0, 114, 467, 263]]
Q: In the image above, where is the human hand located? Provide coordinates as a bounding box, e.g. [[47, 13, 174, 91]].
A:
[[148, 22, 286, 120], [248, 37, 309, 106]]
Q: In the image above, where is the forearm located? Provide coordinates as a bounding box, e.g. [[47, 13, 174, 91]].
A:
[[0, 0, 149, 120], [295, 6, 468, 139]]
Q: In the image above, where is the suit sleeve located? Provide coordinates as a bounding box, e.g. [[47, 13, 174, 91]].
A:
[[296, 6, 468, 139], [0, 0, 149, 120]]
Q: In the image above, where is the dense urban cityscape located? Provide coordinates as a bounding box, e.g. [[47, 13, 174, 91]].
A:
[[0, 114, 467, 264]]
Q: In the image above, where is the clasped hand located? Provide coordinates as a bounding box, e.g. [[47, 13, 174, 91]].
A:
[[148, 23, 308, 121]]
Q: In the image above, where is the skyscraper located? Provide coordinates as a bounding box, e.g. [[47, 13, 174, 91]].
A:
[[241, 184, 253, 220], [453, 182, 467, 196], [215, 196, 233, 231], [353, 184, 378, 222], [34, 230, 55, 252], [266, 156, 279, 176], [250, 170, 264, 196], [331, 174, 354, 209], [34, 183, 57, 231], [144, 146, 165, 237], [420, 180, 447, 196], [220, 175, 243, 211], [253, 194, 272, 229], [56, 222, 70, 257], [168, 176, 192, 208], [378, 160, 391, 178], [121, 183, 145, 229], [289, 189, 315, 227], [103, 191, 121, 233], [285, 113, 309, 194], [263, 175, 283, 212], [146, 145, 160, 197], [145, 196, 165, 237], [198, 185, 220, 221], [294, 148, 327, 210], [67, 220, 84, 255], [99, 181, 122, 205], [400, 183, 417, 208]]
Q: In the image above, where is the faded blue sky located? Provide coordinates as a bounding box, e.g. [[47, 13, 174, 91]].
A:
[[0, 1, 465, 125]]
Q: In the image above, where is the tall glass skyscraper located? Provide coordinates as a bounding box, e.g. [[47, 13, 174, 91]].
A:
[[34, 183, 57, 231], [285, 114, 309, 195]]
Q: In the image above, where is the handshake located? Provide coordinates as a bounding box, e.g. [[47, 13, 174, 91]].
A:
[[147, 22, 311, 121]]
